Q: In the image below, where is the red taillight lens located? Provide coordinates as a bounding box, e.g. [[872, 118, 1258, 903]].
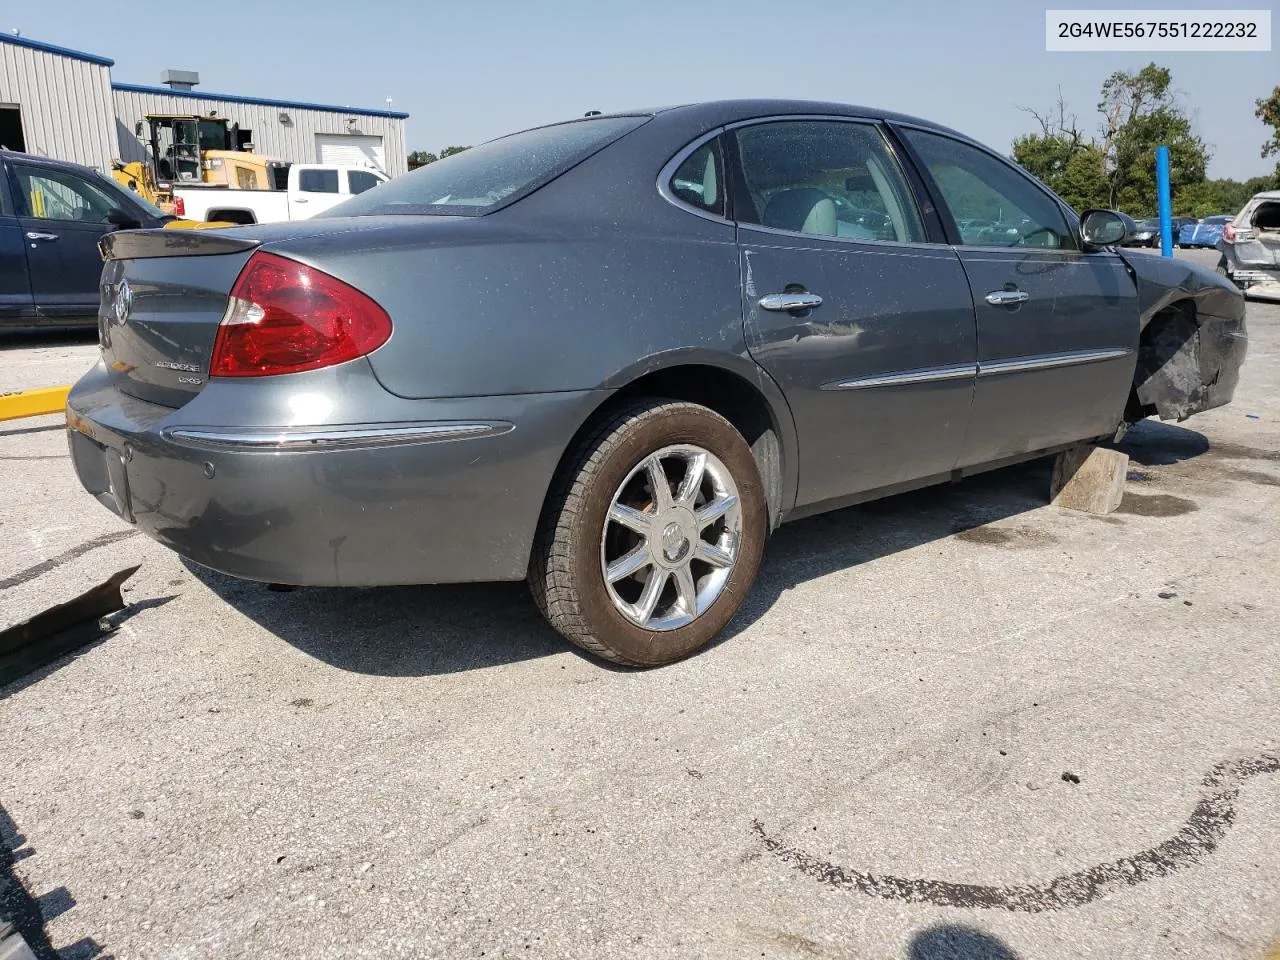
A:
[[210, 251, 392, 377], [172, 196, 186, 217], [1223, 223, 1236, 243]]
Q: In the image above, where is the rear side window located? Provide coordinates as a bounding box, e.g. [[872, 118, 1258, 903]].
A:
[[732, 121, 925, 243], [299, 169, 340, 194], [325, 115, 649, 217], [668, 140, 725, 217]]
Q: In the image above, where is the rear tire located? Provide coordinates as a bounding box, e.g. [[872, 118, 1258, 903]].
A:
[[530, 399, 767, 667]]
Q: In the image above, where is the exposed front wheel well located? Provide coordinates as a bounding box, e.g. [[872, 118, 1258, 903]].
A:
[[1126, 299, 1199, 423]]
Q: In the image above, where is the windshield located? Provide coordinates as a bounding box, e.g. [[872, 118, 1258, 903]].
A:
[[324, 115, 649, 217], [98, 172, 168, 220]]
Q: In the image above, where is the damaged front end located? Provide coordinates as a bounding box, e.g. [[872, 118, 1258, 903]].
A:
[[1117, 249, 1248, 423]]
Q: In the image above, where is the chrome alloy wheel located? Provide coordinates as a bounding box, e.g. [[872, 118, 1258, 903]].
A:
[[599, 444, 742, 631]]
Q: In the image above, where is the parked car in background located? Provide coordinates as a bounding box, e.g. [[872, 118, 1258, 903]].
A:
[[1123, 218, 1159, 246], [1180, 215, 1233, 249], [0, 150, 219, 328], [1219, 191, 1280, 301], [173, 163, 389, 226], [65, 100, 1246, 666]]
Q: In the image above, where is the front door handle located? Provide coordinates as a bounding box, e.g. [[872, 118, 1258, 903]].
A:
[[759, 292, 823, 312], [293, 197, 309, 203], [26, 231, 59, 241], [985, 289, 1029, 306]]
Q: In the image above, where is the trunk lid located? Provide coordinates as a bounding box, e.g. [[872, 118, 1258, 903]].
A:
[[99, 231, 259, 408], [98, 217, 468, 407]]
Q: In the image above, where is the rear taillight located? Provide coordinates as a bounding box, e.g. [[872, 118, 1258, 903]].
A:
[[1223, 223, 1236, 243], [210, 251, 392, 378], [172, 196, 186, 217]]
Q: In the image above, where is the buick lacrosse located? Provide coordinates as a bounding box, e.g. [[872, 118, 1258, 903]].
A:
[[67, 100, 1246, 666]]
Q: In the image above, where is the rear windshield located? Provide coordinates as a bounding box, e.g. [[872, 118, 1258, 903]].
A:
[[324, 115, 649, 217]]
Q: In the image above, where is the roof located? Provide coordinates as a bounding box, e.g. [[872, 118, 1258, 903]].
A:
[[0, 32, 114, 67], [111, 82, 409, 120], [652, 99, 961, 138], [1, 148, 110, 176]]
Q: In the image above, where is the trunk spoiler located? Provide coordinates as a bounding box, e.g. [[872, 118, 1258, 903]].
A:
[[100, 229, 261, 262]]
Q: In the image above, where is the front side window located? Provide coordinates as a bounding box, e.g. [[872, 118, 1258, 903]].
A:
[[668, 139, 724, 217], [298, 169, 340, 194], [325, 115, 649, 217], [347, 170, 382, 195], [902, 128, 1075, 250], [13, 165, 117, 223], [732, 121, 926, 243]]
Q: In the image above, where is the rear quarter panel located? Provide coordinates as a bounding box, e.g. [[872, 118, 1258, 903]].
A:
[[266, 214, 750, 400]]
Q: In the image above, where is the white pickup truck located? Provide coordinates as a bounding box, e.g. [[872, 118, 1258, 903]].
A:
[[174, 163, 389, 225]]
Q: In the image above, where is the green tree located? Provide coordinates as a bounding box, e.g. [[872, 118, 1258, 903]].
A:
[[407, 145, 471, 170], [1012, 67, 1210, 217], [1011, 92, 1111, 210], [1098, 64, 1210, 216], [1056, 144, 1111, 211], [1257, 85, 1280, 180]]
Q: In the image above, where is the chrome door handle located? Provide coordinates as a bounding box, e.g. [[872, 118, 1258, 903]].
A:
[[985, 289, 1029, 306], [759, 292, 823, 312], [293, 197, 309, 203], [26, 231, 59, 241]]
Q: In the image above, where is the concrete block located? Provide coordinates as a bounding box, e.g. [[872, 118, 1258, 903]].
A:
[[1050, 444, 1128, 515]]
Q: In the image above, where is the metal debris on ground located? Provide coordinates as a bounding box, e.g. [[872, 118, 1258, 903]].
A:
[[0, 565, 140, 687]]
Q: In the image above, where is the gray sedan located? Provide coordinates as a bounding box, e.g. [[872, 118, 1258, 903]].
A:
[[66, 100, 1247, 666]]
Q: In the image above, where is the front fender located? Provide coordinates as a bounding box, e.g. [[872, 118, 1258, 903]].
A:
[[1114, 248, 1245, 326]]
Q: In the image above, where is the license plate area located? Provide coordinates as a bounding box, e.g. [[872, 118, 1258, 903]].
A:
[[69, 429, 135, 523]]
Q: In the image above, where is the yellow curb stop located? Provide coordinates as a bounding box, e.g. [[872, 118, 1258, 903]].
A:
[[0, 385, 72, 423]]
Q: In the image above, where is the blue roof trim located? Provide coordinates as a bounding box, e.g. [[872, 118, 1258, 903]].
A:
[[111, 82, 409, 119], [0, 33, 114, 67]]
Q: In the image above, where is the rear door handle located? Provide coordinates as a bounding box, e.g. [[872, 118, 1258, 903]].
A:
[[26, 231, 59, 241], [759, 292, 823, 312], [985, 289, 1029, 306]]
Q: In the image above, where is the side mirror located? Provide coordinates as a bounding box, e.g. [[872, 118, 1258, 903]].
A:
[[107, 208, 142, 230], [1078, 209, 1135, 249], [134, 121, 144, 138]]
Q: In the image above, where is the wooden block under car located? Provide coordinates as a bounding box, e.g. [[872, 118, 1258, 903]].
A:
[[1050, 445, 1129, 515]]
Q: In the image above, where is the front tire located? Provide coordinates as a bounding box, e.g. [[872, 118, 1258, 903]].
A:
[[530, 399, 767, 667]]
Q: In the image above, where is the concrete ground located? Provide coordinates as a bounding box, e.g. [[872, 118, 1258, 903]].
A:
[[1, 249, 1277, 960]]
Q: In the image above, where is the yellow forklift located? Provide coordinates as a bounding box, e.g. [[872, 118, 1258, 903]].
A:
[[111, 113, 287, 214]]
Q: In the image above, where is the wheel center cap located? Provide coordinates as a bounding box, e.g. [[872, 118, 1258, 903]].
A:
[[661, 521, 690, 563]]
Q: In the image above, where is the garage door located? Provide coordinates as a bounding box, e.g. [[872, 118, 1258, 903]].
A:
[[314, 134, 385, 170]]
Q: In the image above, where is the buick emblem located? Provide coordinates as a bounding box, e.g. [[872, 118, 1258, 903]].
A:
[[109, 278, 133, 327]]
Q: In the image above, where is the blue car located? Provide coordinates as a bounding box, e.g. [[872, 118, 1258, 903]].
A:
[[1179, 215, 1233, 249], [0, 150, 175, 328]]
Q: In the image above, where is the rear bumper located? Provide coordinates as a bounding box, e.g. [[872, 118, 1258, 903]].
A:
[[66, 363, 605, 586]]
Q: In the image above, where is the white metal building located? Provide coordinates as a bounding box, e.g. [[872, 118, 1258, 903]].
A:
[[0, 33, 409, 176], [0, 34, 118, 171], [112, 84, 409, 177]]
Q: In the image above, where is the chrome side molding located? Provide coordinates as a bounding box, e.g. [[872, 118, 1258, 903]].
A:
[[821, 362, 977, 391], [162, 421, 514, 452], [977, 347, 1133, 377], [821, 347, 1133, 391]]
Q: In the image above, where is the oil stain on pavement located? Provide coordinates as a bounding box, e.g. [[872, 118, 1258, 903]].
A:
[[752, 751, 1279, 913]]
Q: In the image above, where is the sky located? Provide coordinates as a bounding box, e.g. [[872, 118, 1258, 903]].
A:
[[7, 0, 1278, 180]]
